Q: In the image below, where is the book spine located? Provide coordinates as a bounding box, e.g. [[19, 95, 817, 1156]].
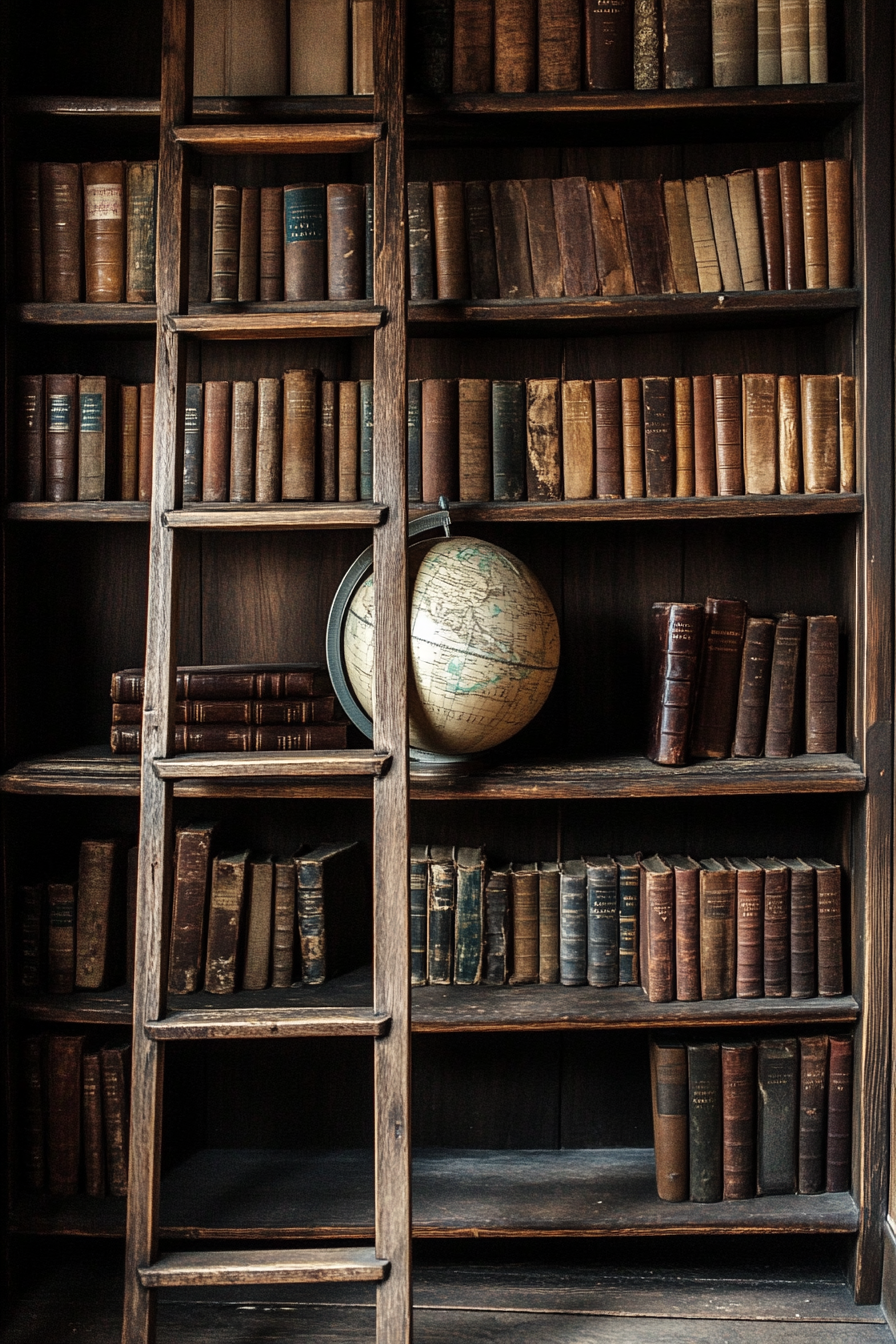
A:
[[778, 374, 802, 492], [433, 181, 470, 298], [642, 375, 673, 497], [237, 186, 260, 301], [100, 1044, 131, 1196], [732, 617, 776, 756], [283, 183, 326, 300], [255, 378, 283, 503], [83, 161, 125, 302], [365, 183, 374, 298], [338, 380, 359, 501], [270, 858, 296, 986], [650, 1040, 688, 1200], [138, 383, 154, 502], [47, 884, 76, 994], [453, 0, 493, 91], [778, 160, 807, 290], [699, 869, 736, 999], [790, 865, 816, 997], [494, 0, 537, 91], [633, 0, 660, 89], [230, 380, 257, 503], [712, 374, 744, 497], [757, 1037, 798, 1195], [588, 179, 635, 295], [125, 161, 158, 303], [756, 165, 785, 289], [539, 0, 581, 90], [120, 385, 139, 501], [801, 373, 840, 493], [815, 864, 844, 996], [318, 379, 337, 502], [742, 372, 777, 494], [662, 0, 711, 89], [538, 867, 561, 984], [735, 867, 764, 997], [721, 1042, 756, 1198], [421, 379, 459, 502], [673, 866, 700, 1001], [458, 378, 492, 500], [297, 859, 326, 985], [664, 180, 700, 293], [210, 183, 240, 301], [826, 1035, 853, 1191], [16, 162, 43, 301], [706, 175, 743, 291], [224, 0, 289, 94], [800, 159, 828, 288], [780, 0, 809, 83], [808, 0, 827, 80], [464, 180, 500, 299], [491, 380, 526, 500], [585, 0, 633, 89], [17, 375, 44, 501], [764, 614, 804, 757], [242, 860, 273, 991], [188, 179, 211, 303], [485, 870, 511, 984], [408, 380, 423, 502], [168, 828, 213, 994], [688, 1042, 722, 1202], [621, 377, 645, 497], [40, 162, 82, 302], [711, 0, 757, 86], [428, 857, 455, 985], [559, 867, 587, 985], [553, 177, 598, 297], [410, 853, 429, 986], [798, 1035, 828, 1194], [409, 0, 453, 93], [838, 375, 856, 494], [75, 840, 118, 991], [407, 182, 435, 300], [674, 376, 694, 496], [352, 0, 374, 94], [617, 863, 639, 986], [522, 178, 563, 299], [646, 601, 704, 767], [23, 1036, 46, 1189], [690, 597, 748, 759], [359, 379, 374, 501], [586, 861, 618, 987], [82, 1051, 106, 1197], [825, 159, 851, 289], [644, 869, 675, 1001], [727, 168, 765, 291], [282, 369, 317, 500], [202, 380, 231, 502], [684, 178, 722, 293], [525, 378, 562, 500], [254, 723, 348, 750], [763, 866, 791, 996], [509, 867, 539, 984], [805, 614, 838, 753], [259, 186, 284, 300], [490, 180, 534, 299], [78, 375, 112, 502], [692, 374, 716, 495], [620, 178, 675, 295], [756, 0, 782, 83], [562, 380, 595, 500], [327, 183, 365, 299], [47, 1035, 84, 1195]]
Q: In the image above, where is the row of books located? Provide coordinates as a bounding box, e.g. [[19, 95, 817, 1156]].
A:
[[15, 161, 158, 305], [650, 1034, 851, 1203], [23, 1034, 131, 1198], [411, 847, 844, 999], [408, 161, 851, 302], [409, 373, 857, 505], [648, 600, 839, 766], [411, 0, 830, 94]]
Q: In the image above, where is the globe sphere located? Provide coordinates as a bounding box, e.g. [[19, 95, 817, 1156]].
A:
[[343, 536, 560, 755]]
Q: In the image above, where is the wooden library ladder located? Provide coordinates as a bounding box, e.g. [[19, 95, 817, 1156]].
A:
[[121, 2, 410, 1342]]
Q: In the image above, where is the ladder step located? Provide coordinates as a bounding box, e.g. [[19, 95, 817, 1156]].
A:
[[138, 1247, 389, 1288], [144, 1007, 391, 1040], [153, 749, 391, 781]]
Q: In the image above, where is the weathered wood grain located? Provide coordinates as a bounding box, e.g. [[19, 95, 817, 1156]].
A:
[[409, 497, 863, 523], [163, 502, 386, 529], [143, 1007, 390, 1039], [6, 502, 151, 522], [171, 123, 383, 153], [13, 302, 157, 327], [170, 307, 385, 338], [405, 84, 863, 118], [152, 750, 391, 779], [138, 1248, 389, 1287]]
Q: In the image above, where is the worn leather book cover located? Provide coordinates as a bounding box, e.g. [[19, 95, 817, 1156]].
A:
[[47, 1035, 85, 1195], [824, 159, 851, 288], [521, 179, 563, 298], [298, 841, 368, 984], [662, 0, 711, 88], [712, 374, 744, 496], [690, 596, 748, 759], [229, 381, 256, 503], [202, 380, 231, 503], [494, 0, 537, 91], [665, 855, 700, 1001], [650, 1037, 688, 1200], [551, 176, 600, 293], [282, 368, 317, 500], [616, 855, 640, 986], [465, 181, 500, 299], [455, 847, 485, 985], [428, 846, 456, 986], [673, 376, 694, 497], [805, 614, 838, 753], [620, 178, 675, 295], [492, 379, 526, 499], [81, 161, 124, 299], [838, 374, 856, 493], [48, 883, 76, 994], [663, 181, 699, 293], [621, 376, 645, 497], [777, 373, 801, 492], [585, 0, 633, 89], [82, 1051, 106, 1197], [407, 380, 423, 502], [75, 839, 124, 991], [112, 664, 332, 702], [561, 380, 595, 499], [338, 380, 359, 501], [755, 857, 790, 996], [764, 613, 804, 757], [559, 859, 587, 986], [255, 722, 348, 752], [742, 372, 777, 494], [778, 160, 806, 289], [755, 164, 785, 289], [705, 175, 743, 291], [283, 183, 326, 300], [639, 854, 674, 1002], [327, 183, 365, 299], [804, 858, 843, 997], [314, 379, 335, 502], [408, 183, 435, 301], [510, 863, 539, 984], [526, 378, 562, 500], [592, 378, 622, 498], [757, 1037, 798, 1194], [800, 159, 828, 288], [352, 0, 374, 93], [16, 375, 44, 502], [688, 1041, 722, 1202], [826, 1035, 853, 1191], [730, 856, 763, 997], [422, 378, 459, 502], [258, 187, 283, 300], [408, 0, 453, 93], [168, 824, 215, 995], [780, 0, 809, 83], [18, 884, 46, 994], [100, 1042, 131, 1196], [646, 601, 704, 766], [721, 1041, 756, 1198], [584, 855, 619, 987], [490, 181, 535, 298], [808, 0, 827, 80], [40, 162, 82, 302], [236, 187, 259, 302], [642, 376, 674, 497], [485, 865, 512, 985], [633, 0, 660, 89], [699, 859, 736, 999], [727, 169, 765, 291], [137, 383, 154, 504], [77, 375, 117, 502], [125, 161, 157, 303], [255, 377, 283, 503], [798, 1034, 828, 1193], [433, 181, 470, 298], [757, 0, 782, 83], [684, 178, 722, 293], [801, 373, 839, 492], [360, 382, 374, 489], [411, 845, 430, 986], [290, 0, 349, 92], [458, 378, 491, 500], [692, 374, 716, 495], [782, 857, 816, 997], [204, 851, 249, 993], [711, 0, 757, 85], [270, 857, 296, 986], [210, 183, 240, 302], [24, 1035, 47, 1189], [539, 0, 580, 89], [538, 863, 561, 984], [452, 0, 492, 89], [189, 179, 211, 304], [16, 161, 43, 301], [588, 180, 635, 294], [732, 616, 775, 757], [119, 384, 139, 502]]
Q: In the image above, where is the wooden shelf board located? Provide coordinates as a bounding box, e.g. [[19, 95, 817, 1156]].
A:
[[410, 496, 863, 523], [170, 303, 385, 338], [153, 749, 391, 781], [172, 122, 382, 152], [191, 95, 375, 121], [7, 95, 163, 117], [6, 501, 151, 522], [12, 302, 157, 328], [143, 1006, 391, 1040], [405, 83, 863, 119], [138, 1246, 388, 1288], [163, 501, 386, 529]]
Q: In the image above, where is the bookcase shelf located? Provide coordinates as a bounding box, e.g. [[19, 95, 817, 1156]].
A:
[[5, 502, 151, 522], [162, 501, 386, 529], [171, 122, 383, 153], [409, 496, 863, 523], [12, 302, 157, 330], [6, 95, 377, 122], [170, 304, 386, 339]]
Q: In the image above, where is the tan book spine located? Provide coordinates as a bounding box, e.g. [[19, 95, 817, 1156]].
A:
[[561, 380, 594, 500], [78, 374, 115, 502], [525, 378, 562, 500], [125, 160, 158, 303], [432, 181, 470, 299], [82, 161, 125, 302], [693, 374, 717, 496], [494, 0, 537, 91], [838, 375, 856, 494], [800, 160, 828, 288], [259, 186, 284, 300], [75, 839, 121, 991], [663, 180, 699, 294], [727, 169, 765, 291], [801, 374, 839, 492], [204, 851, 249, 994], [230, 380, 256, 503], [757, 0, 782, 83], [237, 186, 260, 302], [282, 369, 317, 500], [338, 380, 360, 500], [352, 0, 374, 94], [778, 374, 802, 493], [780, 0, 809, 83], [320, 380, 338, 501], [458, 379, 491, 500], [290, 0, 349, 94], [587, 180, 635, 295], [706, 175, 743, 291], [824, 159, 852, 289], [742, 373, 778, 494], [255, 377, 283, 502], [808, 0, 827, 80], [223, 0, 288, 94], [119, 385, 139, 501], [674, 377, 694, 496], [138, 382, 154, 503], [242, 857, 273, 990], [684, 178, 722, 292], [621, 377, 645, 497]]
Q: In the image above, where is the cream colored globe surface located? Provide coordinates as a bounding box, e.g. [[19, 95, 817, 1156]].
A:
[[343, 536, 560, 755]]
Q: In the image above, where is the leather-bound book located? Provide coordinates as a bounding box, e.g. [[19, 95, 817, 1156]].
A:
[[798, 1035, 828, 1194], [777, 374, 801, 493], [642, 376, 673, 497], [616, 855, 640, 987], [755, 165, 785, 289], [82, 1051, 106, 1197], [539, 0, 581, 89], [778, 160, 806, 289], [805, 614, 838, 753], [453, 0, 493, 90], [826, 1035, 853, 1191], [204, 851, 249, 993], [408, 380, 423, 502], [364, 183, 373, 301], [360, 379, 374, 499], [465, 181, 500, 299], [189, 179, 211, 304], [83, 161, 125, 302], [801, 373, 839, 492], [690, 596, 748, 759], [138, 383, 154, 503], [838, 375, 856, 494], [593, 378, 622, 499], [101, 1042, 131, 1197], [764, 612, 803, 757], [23, 1035, 46, 1189], [621, 376, 645, 497], [526, 379, 562, 500], [782, 857, 815, 997], [17, 375, 44, 502], [455, 847, 485, 985], [428, 846, 456, 986], [410, 846, 430, 986], [210, 184, 240, 302], [705, 176, 743, 291], [711, 0, 757, 85], [271, 857, 297, 986], [587, 181, 635, 294], [75, 839, 124, 990], [666, 855, 700, 1001], [757, 1037, 798, 1195], [510, 863, 539, 985], [284, 183, 326, 300], [684, 178, 722, 293], [18, 884, 46, 994], [47, 1035, 85, 1195], [633, 0, 660, 89], [522, 180, 563, 298], [712, 374, 744, 496], [585, 0, 633, 89], [168, 824, 215, 995], [16, 162, 43, 301], [721, 1041, 756, 1199], [674, 377, 694, 496], [780, 0, 809, 83], [806, 858, 843, 996], [408, 0, 452, 92], [699, 859, 736, 999], [559, 859, 587, 986], [494, 0, 537, 91], [639, 855, 674, 1002], [237, 187, 260, 302], [663, 181, 699, 293], [259, 187, 284, 300], [298, 842, 368, 984], [662, 0, 711, 87], [422, 379, 459, 502], [800, 160, 828, 288], [730, 856, 763, 998], [125, 846, 138, 990], [733, 616, 775, 756], [327, 183, 365, 299], [316, 379, 336, 502], [338, 380, 359, 500], [553, 177, 598, 296], [40, 163, 82, 302], [47, 883, 76, 994], [485, 865, 512, 985], [458, 378, 491, 500], [282, 368, 317, 500], [255, 378, 283, 503], [125, 161, 158, 303], [202, 380, 231, 503], [290, 0, 350, 93], [825, 159, 851, 289], [77, 375, 116, 501], [490, 181, 535, 298], [646, 601, 704, 766], [254, 697, 338, 725], [584, 855, 619, 987], [352, 0, 374, 93], [229, 381, 256, 503], [727, 169, 764, 291], [757, 0, 782, 83], [756, 857, 790, 996], [112, 664, 333, 702], [650, 1037, 688, 1200], [692, 375, 716, 495], [742, 372, 777, 494], [433, 181, 470, 298], [407, 182, 434, 300], [688, 1041, 722, 1202], [562, 380, 595, 499], [120, 385, 139, 501], [538, 863, 561, 984], [620, 178, 675, 295], [492, 380, 526, 499], [808, 0, 827, 80]]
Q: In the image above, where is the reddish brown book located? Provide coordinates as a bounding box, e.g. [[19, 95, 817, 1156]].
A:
[[494, 0, 537, 91], [465, 181, 500, 299], [168, 823, 215, 995], [40, 162, 82, 302], [764, 613, 804, 758], [319, 379, 337, 501], [16, 162, 43, 301], [188, 177, 211, 303], [490, 180, 535, 298], [778, 160, 806, 290], [642, 376, 673, 497], [692, 374, 716, 496], [256, 377, 283, 503], [521, 179, 563, 298], [798, 1035, 828, 1195], [756, 164, 785, 290], [650, 1037, 688, 1200], [674, 376, 694, 496], [452, 0, 493, 91], [732, 616, 776, 757], [229, 381, 256, 502], [525, 379, 562, 500], [621, 377, 645, 497], [800, 159, 828, 289], [82, 1051, 106, 1197], [585, 0, 633, 88], [756, 857, 790, 997], [202, 380, 231, 502], [593, 378, 622, 498], [75, 839, 124, 991], [327, 183, 365, 299], [646, 602, 704, 767], [666, 854, 700, 1002], [433, 181, 470, 299], [100, 1042, 131, 1196], [458, 379, 491, 500], [282, 368, 317, 500], [699, 859, 736, 999], [712, 374, 744, 496], [825, 1035, 853, 1191], [805, 614, 838, 753], [619, 178, 675, 295], [112, 723, 347, 754], [338, 379, 359, 501], [47, 883, 76, 994], [204, 851, 250, 993], [421, 379, 459, 502], [210, 183, 240, 302], [284, 183, 326, 300], [137, 382, 154, 503], [690, 597, 748, 759], [259, 186, 284, 300], [587, 180, 635, 295], [119, 384, 139, 501], [839, 374, 856, 494], [561, 380, 594, 499], [17, 374, 44, 501], [538, 0, 580, 90], [510, 864, 539, 984], [115, 697, 337, 726], [639, 856, 675, 1002], [47, 1035, 85, 1195], [731, 856, 763, 998], [807, 858, 844, 997], [237, 186, 260, 301], [112, 664, 333, 702], [825, 158, 852, 289], [721, 1042, 756, 1199], [783, 857, 816, 998], [553, 177, 598, 296]]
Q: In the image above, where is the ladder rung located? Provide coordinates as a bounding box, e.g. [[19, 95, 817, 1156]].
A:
[[144, 1007, 391, 1040], [138, 1247, 389, 1288], [153, 749, 391, 781]]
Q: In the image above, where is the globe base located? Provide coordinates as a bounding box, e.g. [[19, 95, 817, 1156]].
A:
[[409, 748, 478, 781]]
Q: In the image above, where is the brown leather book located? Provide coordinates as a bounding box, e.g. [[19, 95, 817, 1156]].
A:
[[727, 169, 765, 291], [805, 614, 838, 753], [778, 160, 806, 289], [243, 853, 274, 988], [808, 0, 827, 81], [646, 601, 704, 767], [764, 613, 803, 757], [47, 1035, 85, 1195], [522, 179, 563, 298], [801, 373, 839, 492], [780, 0, 809, 82], [825, 159, 851, 289], [168, 824, 215, 994], [509, 864, 539, 983], [189, 179, 211, 304], [711, 0, 757, 85], [585, 0, 633, 88], [458, 379, 491, 500], [755, 165, 785, 290], [706, 175, 743, 291], [777, 373, 801, 492], [255, 696, 338, 724], [552, 178, 598, 297], [587, 181, 635, 295], [721, 1042, 756, 1199], [800, 160, 828, 288], [40, 163, 82, 302], [838, 375, 856, 493], [782, 856, 816, 997], [620, 178, 675, 295], [112, 664, 333, 702], [82, 1050, 106, 1197], [100, 1042, 131, 1197], [45, 374, 78, 502], [47, 883, 76, 994], [319, 379, 337, 501], [732, 616, 775, 757], [255, 377, 283, 502], [684, 178, 722, 293], [639, 856, 675, 1001], [255, 723, 346, 750], [825, 1035, 853, 1191], [284, 183, 326, 300], [538, 862, 561, 983], [259, 186, 284, 300], [490, 181, 535, 298], [112, 721, 347, 754], [282, 368, 317, 500], [271, 857, 297, 988], [666, 854, 700, 1002], [352, 0, 374, 93], [663, 181, 699, 293], [592, 378, 622, 498], [673, 377, 694, 496], [758, 1039, 800, 1191], [755, 857, 790, 996], [662, 0, 711, 87], [806, 858, 843, 997], [453, 0, 493, 90], [633, 0, 660, 89], [712, 374, 744, 496], [494, 0, 537, 91], [138, 383, 154, 503], [797, 1035, 828, 1194], [16, 162, 43, 301], [690, 596, 748, 759], [465, 181, 500, 299], [730, 856, 763, 998], [526, 379, 562, 500], [742, 372, 777, 494], [119, 385, 139, 501], [422, 379, 459, 502], [204, 850, 250, 993], [408, 181, 434, 301], [327, 183, 365, 299], [538, 0, 581, 89], [649, 1037, 688, 1199], [202, 380, 231, 502], [692, 374, 716, 495], [562, 380, 594, 499], [621, 376, 645, 497], [23, 1035, 46, 1189], [338, 380, 359, 500], [17, 374, 44, 502], [699, 859, 736, 999], [237, 187, 260, 302], [229, 381, 256, 502], [77, 375, 117, 501], [433, 182, 470, 299], [642, 376, 673, 497], [210, 183, 240, 302]]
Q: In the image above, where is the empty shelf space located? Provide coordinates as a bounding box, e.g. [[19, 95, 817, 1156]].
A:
[[138, 1246, 388, 1287], [170, 304, 385, 339], [6, 501, 151, 522], [171, 122, 382, 152], [410, 496, 863, 523], [152, 749, 391, 781], [144, 1006, 390, 1040], [163, 501, 386, 529]]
